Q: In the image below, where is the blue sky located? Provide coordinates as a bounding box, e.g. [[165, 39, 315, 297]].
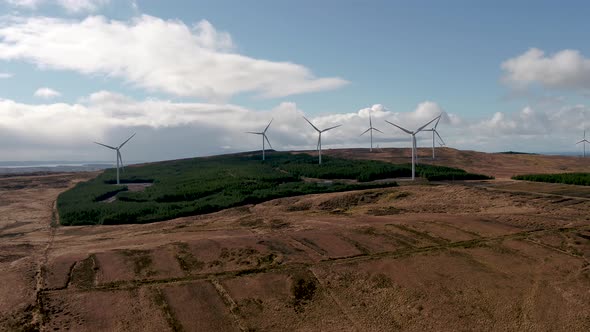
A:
[[0, 0, 589, 161]]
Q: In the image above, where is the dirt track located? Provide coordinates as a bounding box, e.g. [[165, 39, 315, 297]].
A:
[[1, 151, 589, 331]]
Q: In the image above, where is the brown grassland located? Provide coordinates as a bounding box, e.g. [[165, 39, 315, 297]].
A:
[[1, 148, 589, 331]]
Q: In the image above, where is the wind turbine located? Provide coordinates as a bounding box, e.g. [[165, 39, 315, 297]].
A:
[[303, 116, 341, 164], [385, 115, 441, 180], [360, 113, 383, 152], [247, 119, 273, 161], [94, 133, 136, 185], [422, 116, 445, 159], [577, 130, 589, 157]]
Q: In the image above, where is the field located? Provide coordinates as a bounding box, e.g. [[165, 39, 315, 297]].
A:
[[57, 152, 490, 226], [512, 173, 590, 186], [1, 148, 589, 331]]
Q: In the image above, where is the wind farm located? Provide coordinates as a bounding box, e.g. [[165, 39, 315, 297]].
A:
[[2, 2, 590, 331], [4, 107, 589, 331]]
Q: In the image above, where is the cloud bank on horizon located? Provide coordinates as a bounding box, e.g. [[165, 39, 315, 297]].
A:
[[0, 3, 589, 161]]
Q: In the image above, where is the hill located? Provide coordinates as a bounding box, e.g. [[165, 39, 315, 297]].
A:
[[56, 152, 490, 225], [321, 147, 589, 179]]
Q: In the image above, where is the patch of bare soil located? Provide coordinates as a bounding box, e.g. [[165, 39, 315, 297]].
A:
[[1, 154, 590, 331]]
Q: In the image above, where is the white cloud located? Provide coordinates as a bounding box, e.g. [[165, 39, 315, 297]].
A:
[[0, 93, 448, 160], [0, 72, 12, 78], [4, 0, 42, 8], [502, 48, 590, 92], [0, 15, 348, 101], [56, 0, 110, 13], [0, 91, 587, 161], [34, 87, 61, 99], [4, 0, 110, 12]]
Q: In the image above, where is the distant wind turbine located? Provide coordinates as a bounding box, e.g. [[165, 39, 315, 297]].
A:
[[94, 133, 136, 185], [577, 130, 589, 157], [303, 116, 341, 164], [247, 119, 273, 161], [360, 113, 383, 152], [385, 115, 441, 180], [422, 116, 445, 159]]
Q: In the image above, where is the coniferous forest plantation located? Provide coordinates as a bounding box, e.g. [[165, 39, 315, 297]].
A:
[[57, 152, 492, 225], [512, 173, 590, 186]]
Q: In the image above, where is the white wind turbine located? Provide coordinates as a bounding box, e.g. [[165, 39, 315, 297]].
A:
[[360, 113, 383, 152], [303, 116, 341, 164], [577, 130, 589, 157], [247, 119, 273, 161], [385, 115, 441, 180], [422, 116, 446, 159], [94, 133, 136, 185]]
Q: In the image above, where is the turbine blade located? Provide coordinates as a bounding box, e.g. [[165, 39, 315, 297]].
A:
[[118, 150, 125, 171], [321, 124, 342, 132], [119, 133, 136, 148], [369, 113, 372, 127], [577, 140, 584, 144], [416, 115, 441, 133], [433, 115, 442, 129], [264, 134, 273, 149], [373, 127, 384, 134], [384, 120, 412, 134], [360, 128, 371, 136], [303, 116, 321, 132], [263, 118, 273, 133], [435, 130, 446, 145], [94, 142, 117, 150], [247, 131, 263, 135]]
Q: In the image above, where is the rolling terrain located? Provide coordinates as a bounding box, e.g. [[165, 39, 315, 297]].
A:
[[1, 148, 589, 331]]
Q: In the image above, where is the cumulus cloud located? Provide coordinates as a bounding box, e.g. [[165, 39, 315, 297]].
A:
[[0, 15, 348, 101], [502, 48, 590, 92], [34, 87, 61, 99], [4, 0, 110, 12]]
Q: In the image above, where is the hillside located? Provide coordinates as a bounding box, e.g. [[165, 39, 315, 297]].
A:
[[56, 152, 489, 225], [321, 147, 589, 179]]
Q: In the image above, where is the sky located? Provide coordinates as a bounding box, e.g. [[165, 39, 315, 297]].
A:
[[0, 0, 590, 162]]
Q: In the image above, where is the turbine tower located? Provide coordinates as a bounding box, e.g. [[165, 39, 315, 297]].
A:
[[422, 116, 445, 159], [385, 115, 441, 180], [360, 113, 383, 152], [247, 119, 273, 161], [94, 133, 136, 185], [577, 130, 589, 157], [303, 116, 341, 164]]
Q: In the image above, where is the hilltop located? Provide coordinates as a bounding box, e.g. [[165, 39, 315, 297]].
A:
[[56, 151, 490, 226]]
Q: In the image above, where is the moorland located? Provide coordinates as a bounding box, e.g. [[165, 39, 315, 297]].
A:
[[1, 147, 589, 331]]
